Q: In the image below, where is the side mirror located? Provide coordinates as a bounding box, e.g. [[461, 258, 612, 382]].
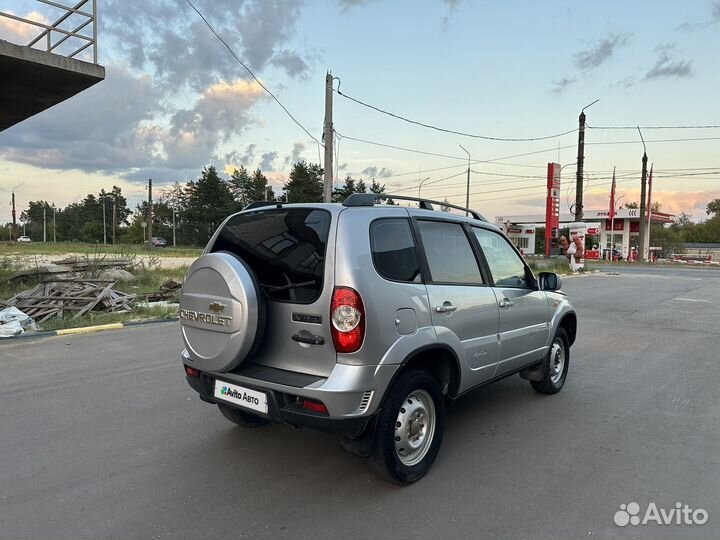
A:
[[538, 272, 562, 291]]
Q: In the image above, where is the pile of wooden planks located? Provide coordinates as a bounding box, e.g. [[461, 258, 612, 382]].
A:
[[7, 279, 136, 322]]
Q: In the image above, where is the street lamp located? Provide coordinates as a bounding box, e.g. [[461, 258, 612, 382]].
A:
[[459, 144, 470, 215], [417, 177, 430, 198], [11, 182, 24, 241]]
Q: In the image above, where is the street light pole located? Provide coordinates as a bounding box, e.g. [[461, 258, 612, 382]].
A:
[[417, 177, 430, 198], [459, 144, 470, 215], [11, 182, 24, 241]]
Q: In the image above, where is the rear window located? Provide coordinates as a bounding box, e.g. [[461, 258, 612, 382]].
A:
[[211, 208, 331, 303], [370, 218, 422, 283]]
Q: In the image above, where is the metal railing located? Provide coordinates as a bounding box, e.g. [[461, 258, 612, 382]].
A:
[[0, 0, 97, 63]]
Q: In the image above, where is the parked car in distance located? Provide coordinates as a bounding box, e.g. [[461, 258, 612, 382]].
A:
[[147, 236, 168, 247], [16, 236, 32, 243]]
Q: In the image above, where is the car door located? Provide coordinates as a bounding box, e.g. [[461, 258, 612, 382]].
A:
[[471, 226, 550, 375], [415, 218, 500, 386]]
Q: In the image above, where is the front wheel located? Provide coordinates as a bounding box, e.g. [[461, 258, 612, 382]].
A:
[[530, 328, 570, 394], [370, 369, 445, 484]]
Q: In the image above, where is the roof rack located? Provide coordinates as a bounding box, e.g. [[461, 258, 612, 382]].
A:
[[342, 193, 486, 221], [243, 201, 282, 210]]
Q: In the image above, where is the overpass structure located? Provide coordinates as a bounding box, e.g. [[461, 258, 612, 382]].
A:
[[0, 0, 105, 132]]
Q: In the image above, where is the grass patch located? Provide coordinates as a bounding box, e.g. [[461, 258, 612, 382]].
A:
[[527, 258, 572, 275], [0, 255, 188, 330], [0, 241, 201, 258]]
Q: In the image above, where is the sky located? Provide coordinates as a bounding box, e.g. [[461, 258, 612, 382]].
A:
[[1, 0, 719, 224]]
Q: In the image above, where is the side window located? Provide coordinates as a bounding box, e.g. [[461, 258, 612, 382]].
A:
[[473, 227, 530, 288], [417, 220, 483, 285], [370, 219, 422, 283]]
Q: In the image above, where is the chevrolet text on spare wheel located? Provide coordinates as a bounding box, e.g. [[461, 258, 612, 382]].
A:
[[2, 1, 719, 539]]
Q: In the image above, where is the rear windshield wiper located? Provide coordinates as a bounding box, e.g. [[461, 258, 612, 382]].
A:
[[260, 280, 316, 292]]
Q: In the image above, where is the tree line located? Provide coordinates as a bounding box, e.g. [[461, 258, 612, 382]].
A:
[[10, 161, 390, 246]]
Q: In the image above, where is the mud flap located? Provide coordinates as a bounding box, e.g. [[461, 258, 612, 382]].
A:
[[340, 415, 378, 458], [519, 361, 546, 382]]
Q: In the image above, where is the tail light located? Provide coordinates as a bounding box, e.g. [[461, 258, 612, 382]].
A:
[[330, 286, 365, 353], [185, 366, 200, 378], [299, 398, 328, 414]]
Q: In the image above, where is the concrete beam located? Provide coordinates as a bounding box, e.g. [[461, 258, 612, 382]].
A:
[[0, 40, 105, 132]]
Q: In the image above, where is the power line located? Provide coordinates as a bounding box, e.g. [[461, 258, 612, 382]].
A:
[[334, 79, 577, 142], [586, 136, 720, 145], [184, 0, 323, 149], [335, 131, 469, 161], [588, 124, 720, 130]]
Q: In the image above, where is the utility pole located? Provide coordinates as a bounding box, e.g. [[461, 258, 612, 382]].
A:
[[43, 205, 46, 242], [323, 71, 333, 203], [112, 199, 116, 244], [172, 203, 176, 247], [575, 100, 598, 221], [11, 191, 16, 241], [102, 195, 107, 244], [459, 144, 471, 216], [53, 203, 56, 243], [638, 127, 648, 262], [147, 178, 153, 248]]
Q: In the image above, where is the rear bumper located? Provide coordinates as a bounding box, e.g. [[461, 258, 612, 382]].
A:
[[182, 350, 399, 436]]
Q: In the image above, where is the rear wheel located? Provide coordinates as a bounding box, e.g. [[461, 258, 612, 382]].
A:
[[218, 403, 270, 428], [530, 328, 569, 394], [370, 369, 445, 484]]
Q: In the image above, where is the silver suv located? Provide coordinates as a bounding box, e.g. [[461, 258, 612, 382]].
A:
[[180, 194, 577, 484]]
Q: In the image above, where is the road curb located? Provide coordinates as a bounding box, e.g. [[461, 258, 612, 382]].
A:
[[5, 317, 179, 341]]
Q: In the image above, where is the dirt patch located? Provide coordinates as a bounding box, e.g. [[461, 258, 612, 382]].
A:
[[7, 253, 197, 270]]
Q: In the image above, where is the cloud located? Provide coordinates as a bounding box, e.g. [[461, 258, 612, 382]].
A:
[[284, 142, 306, 166], [339, 162, 348, 171], [270, 50, 310, 79], [643, 47, 693, 80], [0, 70, 267, 178], [443, 0, 462, 8], [551, 77, 577, 94], [260, 151, 278, 171], [582, 189, 719, 216], [361, 166, 393, 178], [676, 1, 720, 30], [573, 33, 631, 70], [1, 0, 314, 181], [164, 79, 266, 167], [104, 0, 307, 90], [0, 10, 49, 43], [337, 0, 374, 11]]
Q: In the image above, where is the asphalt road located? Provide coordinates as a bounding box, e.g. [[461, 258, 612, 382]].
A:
[[1, 266, 718, 540]]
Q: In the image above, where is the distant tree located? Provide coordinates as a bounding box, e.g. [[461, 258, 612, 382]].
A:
[[650, 201, 662, 212], [369, 179, 393, 205], [440, 198, 451, 212], [332, 176, 363, 202], [183, 166, 239, 245], [229, 166, 274, 207], [283, 161, 323, 203], [623, 201, 639, 209], [706, 198, 720, 216]]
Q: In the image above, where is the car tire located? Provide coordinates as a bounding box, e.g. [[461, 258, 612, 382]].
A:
[[370, 369, 445, 484], [218, 403, 270, 428], [530, 328, 570, 395]]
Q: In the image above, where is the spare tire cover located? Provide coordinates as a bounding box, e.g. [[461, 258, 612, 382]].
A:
[[180, 252, 263, 372]]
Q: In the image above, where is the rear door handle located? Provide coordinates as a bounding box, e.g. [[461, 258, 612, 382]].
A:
[[499, 298, 514, 308], [292, 331, 325, 345], [435, 303, 457, 313]]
